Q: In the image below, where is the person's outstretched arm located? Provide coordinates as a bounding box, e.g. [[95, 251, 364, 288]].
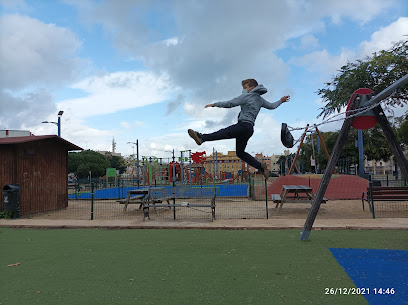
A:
[[205, 96, 244, 108], [262, 95, 290, 110]]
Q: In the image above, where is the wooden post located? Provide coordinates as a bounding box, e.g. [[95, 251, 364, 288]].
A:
[[299, 95, 361, 241], [288, 125, 309, 175]]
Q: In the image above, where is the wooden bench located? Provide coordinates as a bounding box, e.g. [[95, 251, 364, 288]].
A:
[[143, 188, 216, 221], [362, 186, 408, 218]]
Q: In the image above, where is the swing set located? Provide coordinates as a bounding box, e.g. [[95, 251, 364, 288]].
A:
[[280, 74, 408, 241]]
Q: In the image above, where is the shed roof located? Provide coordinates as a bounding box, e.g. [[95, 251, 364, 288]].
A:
[[0, 135, 83, 151]]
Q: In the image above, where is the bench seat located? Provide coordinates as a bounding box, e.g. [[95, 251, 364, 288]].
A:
[[362, 186, 408, 217]]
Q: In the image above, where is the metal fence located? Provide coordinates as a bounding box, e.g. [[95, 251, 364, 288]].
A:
[[366, 175, 408, 218], [372, 201, 408, 218], [25, 174, 271, 221], [17, 173, 407, 221], [367, 174, 407, 187]]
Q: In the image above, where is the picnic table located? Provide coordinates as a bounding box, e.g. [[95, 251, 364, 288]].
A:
[[117, 188, 149, 212], [271, 185, 327, 211], [118, 187, 171, 212]]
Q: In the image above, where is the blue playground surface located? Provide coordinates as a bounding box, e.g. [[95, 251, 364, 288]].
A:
[[68, 184, 249, 200], [330, 248, 408, 305]]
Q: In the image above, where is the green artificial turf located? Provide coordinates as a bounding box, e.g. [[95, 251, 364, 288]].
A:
[[0, 228, 407, 305]]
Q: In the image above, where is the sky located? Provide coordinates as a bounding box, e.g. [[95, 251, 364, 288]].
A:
[[0, 0, 407, 160]]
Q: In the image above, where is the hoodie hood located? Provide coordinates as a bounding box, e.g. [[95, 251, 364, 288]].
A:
[[250, 84, 267, 95]]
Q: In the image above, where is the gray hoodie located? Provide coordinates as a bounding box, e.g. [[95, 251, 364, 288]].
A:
[[213, 84, 283, 126]]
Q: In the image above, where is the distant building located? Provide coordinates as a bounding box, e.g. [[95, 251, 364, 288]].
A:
[[96, 150, 122, 157], [202, 150, 285, 177], [0, 130, 33, 138], [203, 151, 247, 178], [365, 159, 396, 175], [247, 153, 284, 174]]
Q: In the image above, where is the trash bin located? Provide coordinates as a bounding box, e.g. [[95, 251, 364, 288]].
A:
[[371, 180, 382, 187], [3, 184, 20, 218]]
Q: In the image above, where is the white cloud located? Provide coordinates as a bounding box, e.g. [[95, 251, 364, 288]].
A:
[[358, 17, 408, 57], [0, 14, 82, 90], [291, 48, 355, 77], [63, 0, 398, 135], [313, 0, 397, 25], [299, 34, 320, 49], [3, 0, 404, 158], [0, 89, 56, 129], [290, 17, 408, 78], [120, 121, 144, 129], [58, 71, 177, 118]]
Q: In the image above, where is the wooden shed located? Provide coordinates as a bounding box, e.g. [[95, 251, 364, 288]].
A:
[[0, 135, 82, 215]]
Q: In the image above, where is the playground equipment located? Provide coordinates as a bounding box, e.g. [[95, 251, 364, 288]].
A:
[[123, 149, 248, 188], [299, 74, 408, 241], [285, 124, 333, 175]]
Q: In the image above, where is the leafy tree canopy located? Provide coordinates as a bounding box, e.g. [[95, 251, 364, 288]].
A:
[[68, 150, 111, 179], [317, 39, 408, 118]]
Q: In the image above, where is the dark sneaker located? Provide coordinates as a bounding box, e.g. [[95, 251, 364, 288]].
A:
[[188, 129, 203, 145], [261, 162, 269, 179]]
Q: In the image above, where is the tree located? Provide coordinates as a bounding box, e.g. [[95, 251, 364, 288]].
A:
[[68, 150, 111, 179], [110, 155, 127, 174], [317, 39, 408, 119], [363, 125, 392, 162], [396, 114, 408, 148], [277, 155, 288, 173]]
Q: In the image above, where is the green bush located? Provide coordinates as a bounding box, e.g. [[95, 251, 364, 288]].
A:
[[0, 210, 12, 219]]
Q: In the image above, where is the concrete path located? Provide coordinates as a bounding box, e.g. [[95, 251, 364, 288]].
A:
[[1, 218, 407, 230]]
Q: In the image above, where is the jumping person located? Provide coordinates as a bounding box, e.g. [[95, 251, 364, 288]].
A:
[[188, 79, 290, 179]]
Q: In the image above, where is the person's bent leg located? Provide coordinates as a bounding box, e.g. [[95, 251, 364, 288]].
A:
[[237, 149, 262, 170], [235, 124, 263, 171], [201, 123, 243, 142]]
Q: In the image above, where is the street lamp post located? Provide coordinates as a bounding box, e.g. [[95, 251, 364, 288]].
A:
[[42, 110, 64, 137], [127, 140, 139, 188]]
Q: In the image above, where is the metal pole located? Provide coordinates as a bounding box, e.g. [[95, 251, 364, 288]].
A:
[[142, 159, 145, 186], [172, 149, 176, 219], [365, 74, 408, 106], [358, 129, 364, 176], [311, 134, 316, 174], [90, 182, 94, 220], [136, 140, 140, 188], [149, 157, 152, 187], [180, 151, 184, 185], [189, 150, 192, 187], [265, 178, 268, 219], [215, 151, 218, 181], [58, 116, 61, 137], [300, 94, 361, 241], [159, 158, 163, 186]]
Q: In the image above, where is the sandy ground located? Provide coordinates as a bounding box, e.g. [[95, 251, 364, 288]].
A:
[[1, 198, 407, 230], [13, 198, 377, 220]]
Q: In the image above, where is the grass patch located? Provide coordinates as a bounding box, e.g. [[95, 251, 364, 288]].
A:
[[1, 228, 407, 305]]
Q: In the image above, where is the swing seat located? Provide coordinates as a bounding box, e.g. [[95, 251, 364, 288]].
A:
[[281, 123, 294, 148]]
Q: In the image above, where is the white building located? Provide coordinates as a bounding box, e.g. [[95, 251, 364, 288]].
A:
[[0, 130, 33, 138]]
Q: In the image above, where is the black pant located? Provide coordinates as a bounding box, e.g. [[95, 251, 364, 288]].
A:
[[201, 121, 262, 170]]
